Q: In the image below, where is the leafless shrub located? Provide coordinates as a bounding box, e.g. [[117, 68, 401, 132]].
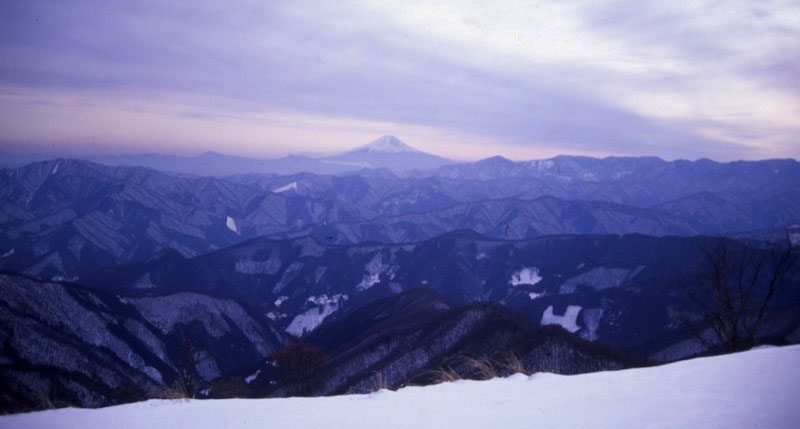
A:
[[419, 351, 534, 385], [33, 392, 58, 410], [344, 371, 394, 395], [371, 371, 389, 391], [272, 339, 327, 396], [678, 236, 798, 353], [420, 366, 461, 385], [209, 376, 250, 398], [460, 355, 499, 380], [163, 334, 201, 400], [158, 378, 193, 401], [498, 350, 530, 376]]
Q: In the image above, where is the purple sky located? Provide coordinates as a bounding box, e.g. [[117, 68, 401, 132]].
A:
[[0, 1, 798, 161]]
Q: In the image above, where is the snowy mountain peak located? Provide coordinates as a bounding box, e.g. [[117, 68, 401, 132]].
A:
[[357, 135, 420, 154]]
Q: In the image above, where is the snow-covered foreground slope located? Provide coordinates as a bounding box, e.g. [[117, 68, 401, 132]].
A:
[[4, 345, 800, 428]]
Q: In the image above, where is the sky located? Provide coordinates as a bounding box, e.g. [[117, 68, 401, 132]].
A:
[[0, 1, 798, 161]]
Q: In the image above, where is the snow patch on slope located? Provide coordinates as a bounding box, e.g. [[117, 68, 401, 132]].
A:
[[307, 294, 347, 306], [272, 182, 298, 193], [143, 367, 163, 383], [789, 228, 800, 246], [245, 370, 261, 384], [529, 159, 555, 171], [226, 216, 239, 234], [273, 262, 303, 294], [358, 273, 380, 291], [579, 308, 604, 341], [357, 253, 389, 291], [559, 266, 643, 294], [285, 294, 349, 336], [510, 267, 542, 286], [541, 305, 582, 333], [133, 272, 155, 290], [285, 305, 337, 337], [267, 312, 288, 321]]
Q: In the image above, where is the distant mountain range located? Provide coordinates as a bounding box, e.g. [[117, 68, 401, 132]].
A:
[[0, 135, 453, 176], [1, 157, 798, 280], [7, 135, 798, 182], [2, 145, 800, 412]]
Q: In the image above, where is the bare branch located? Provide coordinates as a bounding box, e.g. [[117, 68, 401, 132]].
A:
[[678, 235, 798, 353]]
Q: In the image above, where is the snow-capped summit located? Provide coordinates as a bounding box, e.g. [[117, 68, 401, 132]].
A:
[[321, 135, 452, 172], [356, 135, 421, 154]]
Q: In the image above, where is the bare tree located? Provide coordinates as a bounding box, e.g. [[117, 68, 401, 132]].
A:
[[678, 236, 798, 353], [168, 334, 200, 399]]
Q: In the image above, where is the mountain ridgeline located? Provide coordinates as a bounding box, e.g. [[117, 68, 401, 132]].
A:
[[80, 231, 800, 359], [0, 272, 284, 412], [0, 135, 452, 176], [1, 154, 798, 280], [1, 144, 799, 412]]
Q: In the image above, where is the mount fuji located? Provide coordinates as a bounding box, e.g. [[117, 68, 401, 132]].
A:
[[320, 135, 452, 171], [8, 135, 454, 176], [352, 134, 423, 153]]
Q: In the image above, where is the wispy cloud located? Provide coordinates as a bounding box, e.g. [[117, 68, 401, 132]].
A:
[[0, 1, 797, 160]]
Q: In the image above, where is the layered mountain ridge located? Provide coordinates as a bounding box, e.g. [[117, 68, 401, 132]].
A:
[[2, 157, 798, 280], [79, 231, 800, 361], [0, 272, 284, 412], [1, 152, 799, 413]]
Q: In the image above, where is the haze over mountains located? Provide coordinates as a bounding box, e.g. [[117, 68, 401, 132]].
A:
[[1, 145, 798, 281], [6, 134, 799, 180], [0, 135, 453, 176], [4, 0, 799, 422], [1, 136, 799, 412]]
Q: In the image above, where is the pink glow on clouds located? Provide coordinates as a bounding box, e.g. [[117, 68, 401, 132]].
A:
[[1, 1, 798, 161]]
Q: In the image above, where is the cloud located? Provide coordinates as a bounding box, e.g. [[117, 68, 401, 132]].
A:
[[0, 0, 797, 160]]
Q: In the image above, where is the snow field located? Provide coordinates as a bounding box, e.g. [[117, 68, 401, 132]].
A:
[[5, 345, 799, 428]]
